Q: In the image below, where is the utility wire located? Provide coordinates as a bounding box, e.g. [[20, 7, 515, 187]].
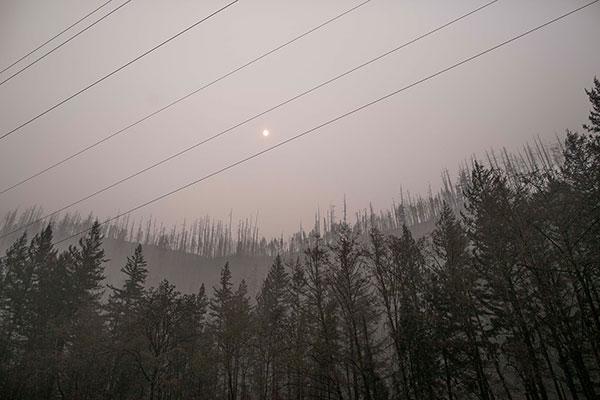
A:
[[0, 0, 239, 142], [0, 0, 374, 196], [0, 0, 497, 238], [0, 0, 114, 76], [0, 0, 129, 86], [7, 0, 599, 245]]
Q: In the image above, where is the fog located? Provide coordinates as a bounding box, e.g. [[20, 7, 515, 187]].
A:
[[1, 0, 598, 238]]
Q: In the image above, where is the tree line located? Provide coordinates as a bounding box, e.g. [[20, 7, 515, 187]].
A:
[[0, 137, 562, 260], [0, 78, 599, 399]]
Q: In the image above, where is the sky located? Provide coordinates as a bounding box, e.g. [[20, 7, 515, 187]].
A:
[[0, 0, 599, 239]]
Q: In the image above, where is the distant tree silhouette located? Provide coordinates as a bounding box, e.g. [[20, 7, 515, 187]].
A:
[[1, 77, 600, 400]]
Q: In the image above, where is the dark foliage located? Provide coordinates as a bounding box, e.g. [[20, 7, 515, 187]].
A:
[[1, 79, 599, 399]]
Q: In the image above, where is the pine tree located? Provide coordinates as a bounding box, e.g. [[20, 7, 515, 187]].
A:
[[233, 279, 252, 400], [210, 262, 252, 400], [68, 220, 106, 309], [0, 233, 31, 345], [390, 225, 437, 400], [23, 225, 63, 398], [301, 234, 343, 399], [464, 163, 551, 400], [429, 204, 493, 400], [108, 243, 148, 327], [186, 283, 219, 398], [584, 76, 600, 133], [285, 257, 310, 400], [328, 223, 384, 400], [59, 221, 110, 400], [254, 255, 290, 400], [106, 244, 149, 399], [0, 233, 29, 395]]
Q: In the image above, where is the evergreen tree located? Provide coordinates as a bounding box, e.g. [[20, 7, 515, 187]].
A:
[[23, 225, 63, 399], [0, 233, 29, 396], [390, 225, 437, 400], [328, 223, 385, 400], [284, 257, 311, 400], [58, 221, 110, 400], [211, 263, 253, 400], [68, 220, 106, 309], [185, 283, 219, 398], [0, 233, 31, 347], [429, 204, 493, 400], [464, 163, 552, 400], [108, 243, 148, 327], [301, 234, 343, 399], [106, 244, 149, 399], [254, 255, 290, 400], [584, 76, 600, 133], [1, 75, 599, 400]]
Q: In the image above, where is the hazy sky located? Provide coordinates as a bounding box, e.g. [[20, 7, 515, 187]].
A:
[[0, 0, 599, 238]]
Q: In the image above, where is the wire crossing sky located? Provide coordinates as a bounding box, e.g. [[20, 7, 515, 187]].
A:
[[0, 0, 598, 239], [45, 0, 600, 245], [0, 0, 239, 142], [0, 0, 130, 86], [0, 0, 114, 76], [0, 0, 375, 196], [0, 0, 499, 239]]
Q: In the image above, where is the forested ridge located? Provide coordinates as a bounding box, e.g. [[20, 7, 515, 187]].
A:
[[0, 78, 599, 399]]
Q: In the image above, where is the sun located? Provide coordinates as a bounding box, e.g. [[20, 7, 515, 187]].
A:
[[262, 129, 270, 137]]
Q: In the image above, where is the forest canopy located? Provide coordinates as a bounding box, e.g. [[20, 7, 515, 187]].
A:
[[0, 77, 599, 399]]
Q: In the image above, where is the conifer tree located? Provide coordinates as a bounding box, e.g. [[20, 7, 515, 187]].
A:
[[68, 220, 106, 309], [108, 243, 148, 327], [254, 255, 290, 400], [584, 76, 600, 133], [185, 283, 219, 398], [59, 221, 110, 400], [285, 257, 311, 400], [328, 223, 384, 400], [464, 164, 550, 400], [24, 225, 63, 398], [429, 204, 493, 400], [301, 234, 343, 399], [390, 225, 437, 400], [1, 75, 600, 400], [211, 263, 253, 400], [0, 233, 29, 395], [106, 244, 149, 398], [0, 233, 30, 346]]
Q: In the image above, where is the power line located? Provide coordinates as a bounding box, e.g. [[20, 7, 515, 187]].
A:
[[0, 0, 374, 196], [0, 0, 130, 86], [0, 0, 239, 142], [0, 0, 114, 76], [9, 0, 599, 245], [0, 0, 498, 238]]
